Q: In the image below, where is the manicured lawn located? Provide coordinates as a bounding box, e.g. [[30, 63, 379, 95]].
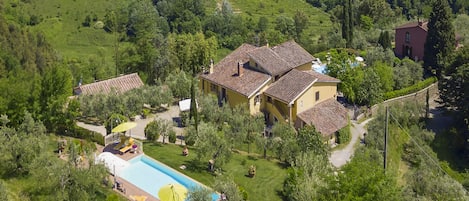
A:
[[143, 142, 287, 201]]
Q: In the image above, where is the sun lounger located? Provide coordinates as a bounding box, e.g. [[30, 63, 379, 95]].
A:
[[114, 136, 128, 150], [119, 138, 135, 154]]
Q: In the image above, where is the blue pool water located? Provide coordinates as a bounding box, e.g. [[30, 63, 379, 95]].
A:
[[119, 155, 219, 201]]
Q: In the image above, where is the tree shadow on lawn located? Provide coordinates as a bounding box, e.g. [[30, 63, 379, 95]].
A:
[[185, 159, 209, 173]]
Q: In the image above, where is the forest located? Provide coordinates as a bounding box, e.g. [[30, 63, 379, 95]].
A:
[[0, 0, 469, 200]]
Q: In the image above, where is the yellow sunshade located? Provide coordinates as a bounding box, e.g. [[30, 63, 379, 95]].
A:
[[158, 183, 188, 201], [111, 122, 137, 133]]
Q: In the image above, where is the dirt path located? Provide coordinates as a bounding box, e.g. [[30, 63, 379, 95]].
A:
[[329, 118, 372, 168]]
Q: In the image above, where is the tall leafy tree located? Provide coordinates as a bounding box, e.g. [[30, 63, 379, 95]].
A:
[[357, 67, 383, 105], [283, 152, 332, 201], [192, 122, 231, 170], [439, 48, 469, 129], [294, 10, 309, 38], [423, 0, 455, 78], [327, 147, 401, 200], [271, 123, 299, 164], [40, 64, 73, 132]]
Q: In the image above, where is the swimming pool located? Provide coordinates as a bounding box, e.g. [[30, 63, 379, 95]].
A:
[[119, 155, 219, 201]]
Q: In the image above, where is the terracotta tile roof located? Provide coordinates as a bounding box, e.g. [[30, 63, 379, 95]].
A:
[[297, 98, 348, 136], [395, 21, 428, 32], [264, 69, 317, 104], [303, 70, 341, 82], [248, 46, 292, 76], [74, 73, 144, 95], [200, 44, 271, 97], [271, 40, 315, 68]]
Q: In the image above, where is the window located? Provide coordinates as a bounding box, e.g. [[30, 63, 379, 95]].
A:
[[210, 83, 217, 93], [254, 94, 260, 105], [267, 96, 272, 103], [315, 91, 320, 101], [405, 32, 410, 43]]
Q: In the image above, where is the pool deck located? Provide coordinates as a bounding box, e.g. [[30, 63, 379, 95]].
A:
[[97, 144, 159, 201]]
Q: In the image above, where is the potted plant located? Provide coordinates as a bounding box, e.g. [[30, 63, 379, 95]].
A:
[[248, 165, 256, 178]]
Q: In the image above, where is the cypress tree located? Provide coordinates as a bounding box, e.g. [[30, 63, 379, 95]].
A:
[[341, 0, 354, 48], [423, 0, 455, 78], [378, 31, 391, 50]]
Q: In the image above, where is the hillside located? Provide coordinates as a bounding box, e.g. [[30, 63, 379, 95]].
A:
[[3, 0, 128, 80], [230, 0, 332, 39]]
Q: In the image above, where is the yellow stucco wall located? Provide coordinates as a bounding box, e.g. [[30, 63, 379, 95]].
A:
[[312, 82, 338, 104], [225, 88, 249, 109], [199, 79, 212, 94], [295, 82, 337, 114], [294, 63, 312, 71]]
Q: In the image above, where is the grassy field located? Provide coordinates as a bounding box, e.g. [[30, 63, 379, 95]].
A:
[[230, 0, 333, 39], [144, 142, 287, 201]]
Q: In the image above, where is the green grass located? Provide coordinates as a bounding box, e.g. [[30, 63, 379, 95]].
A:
[[4, 0, 126, 71], [144, 142, 287, 201], [229, 0, 333, 39]]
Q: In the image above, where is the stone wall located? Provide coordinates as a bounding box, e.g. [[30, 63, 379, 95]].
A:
[[356, 82, 439, 120]]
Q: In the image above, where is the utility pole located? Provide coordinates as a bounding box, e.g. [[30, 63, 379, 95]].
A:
[[384, 106, 389, 171]]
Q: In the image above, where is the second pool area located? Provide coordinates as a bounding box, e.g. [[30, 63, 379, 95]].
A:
[[119, 155, 219, 201]]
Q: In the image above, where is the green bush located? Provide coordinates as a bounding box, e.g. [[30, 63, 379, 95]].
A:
[[168, 130, 177, 143], [337, 122, 351, 144], [384, 77, 437, 100], [73, 126, 105, 145], [180, 111, 189, 127], [238, 185, 249, 201], [145, 121, 161, 142]]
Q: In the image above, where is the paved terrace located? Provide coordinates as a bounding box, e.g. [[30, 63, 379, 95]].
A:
[[79, 105, 185, 143]]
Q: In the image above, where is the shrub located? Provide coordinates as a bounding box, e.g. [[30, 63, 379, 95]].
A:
[[145, 121, 161, 142], [180, 111, 189, 127], [73, 126, 105, 145], [337, 122, 351, 144], [238, 185, 249, 200], [384, 77, 437, 100], [168, 130, 177, 143]]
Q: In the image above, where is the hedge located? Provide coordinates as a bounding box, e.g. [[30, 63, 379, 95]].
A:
[[384, 77, 437, 100], [337, 121, 351, 144], [66, 126, 105, 146]]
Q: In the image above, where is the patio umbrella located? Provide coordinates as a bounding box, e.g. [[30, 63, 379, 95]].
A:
[[112, 122, 137, 133], [158, 183, 187, 201]]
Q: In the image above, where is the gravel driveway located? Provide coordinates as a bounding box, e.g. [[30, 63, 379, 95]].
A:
[[329, 118, 372, 168]]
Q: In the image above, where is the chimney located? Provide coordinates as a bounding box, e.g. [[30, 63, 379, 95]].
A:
[[237, 62, 244, 76], [209, 59, 214, 74]]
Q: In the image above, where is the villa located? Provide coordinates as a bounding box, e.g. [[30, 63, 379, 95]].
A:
[[199, 40, 348, 143]]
